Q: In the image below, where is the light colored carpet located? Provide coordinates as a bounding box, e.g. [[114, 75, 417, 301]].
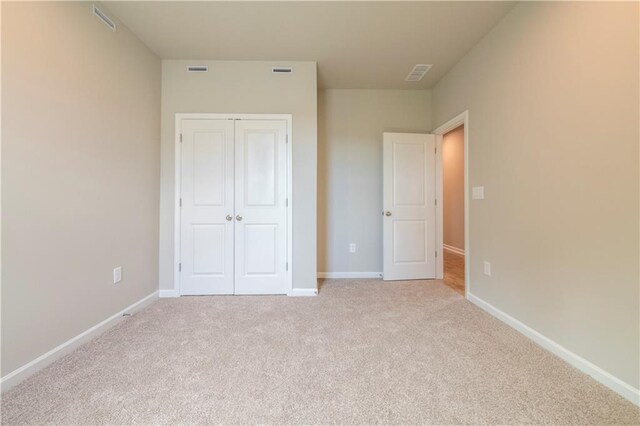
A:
[[2, 279, 638, 425]]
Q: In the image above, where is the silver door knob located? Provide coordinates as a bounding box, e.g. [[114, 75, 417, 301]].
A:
[[226, 215, 233, 221], [385, 211, 392, 216], [236, 215, 243, 221]]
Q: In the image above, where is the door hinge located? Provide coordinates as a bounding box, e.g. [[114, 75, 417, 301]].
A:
[[178, 262, 182, 272], [286, 134, 289, 143], [285, 198, 289, 207], [435, 199, 437, 206], [435, 146, 437, 154], [179, 198, 182, 207], [435, 251, 438, 258], [286, 262, 289, 271], [180, 133, 183, 143]]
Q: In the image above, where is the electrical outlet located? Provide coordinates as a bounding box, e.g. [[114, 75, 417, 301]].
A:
[[483, 261, 491, 276], [472, 186, 485, 200], [113, 266, 122, 284], [349, 243, 357, 253]]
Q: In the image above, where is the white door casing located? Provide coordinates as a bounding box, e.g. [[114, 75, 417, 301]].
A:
[[383, 132, 436, 281], [176, 115, 291, 296], [180, 119, 235, 295], [234, 120, 289, 295]]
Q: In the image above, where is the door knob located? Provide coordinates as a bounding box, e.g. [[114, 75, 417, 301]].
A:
[[236, 215, 243, 221], [385, 211, 392, 216], [226, 215, 233, 221]]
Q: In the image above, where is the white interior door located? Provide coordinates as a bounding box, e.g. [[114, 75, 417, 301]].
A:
[[233, 120, 288, 295], [180, 119, 235, 295], [383, 132, 436, 281]]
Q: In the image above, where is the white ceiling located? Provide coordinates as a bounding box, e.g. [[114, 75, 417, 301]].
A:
[[105, 1, 516, 90]]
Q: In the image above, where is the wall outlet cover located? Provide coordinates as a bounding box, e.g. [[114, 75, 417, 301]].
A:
[[472, 186, 485, 200], [349, 243, 357, 253], [113, 266, 122, 284], [483, 261, 491, 276]]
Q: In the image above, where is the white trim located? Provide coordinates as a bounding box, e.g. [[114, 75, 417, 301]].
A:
[[0, 5, 3, 393], [174, 113, 294, 297], [286, 117, 294, 296], [1, 291, 158, 392], [468, 292, 640, 406], [435, 135, 444, 279], [174, 115, 182, 297], [159, 289, 179, 298], [175, 113, 293, 121], [290, 288, 318, 297], [443, 244, 465, 256], [317, 272, 383, 279], [433, 110, 469, 300]]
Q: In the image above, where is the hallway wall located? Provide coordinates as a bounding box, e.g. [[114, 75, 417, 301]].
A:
[[442, 125, 465, 252]]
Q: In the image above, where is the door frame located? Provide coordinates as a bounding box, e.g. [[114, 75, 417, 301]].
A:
[[173, 113, 293, 296], [433, 110, 469, 299]]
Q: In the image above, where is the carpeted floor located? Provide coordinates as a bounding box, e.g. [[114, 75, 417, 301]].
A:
[[2, 279, 638, 425]]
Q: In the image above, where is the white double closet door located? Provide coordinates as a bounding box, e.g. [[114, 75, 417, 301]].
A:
[[180, 118, 288, 295]]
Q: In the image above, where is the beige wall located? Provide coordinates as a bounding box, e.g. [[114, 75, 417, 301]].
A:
[[1, 2, 161, 375], [443, 125, 465, 251], [432, 2, 639, 388], [318, 89, 431, 273], [160, 60, 317, 290]]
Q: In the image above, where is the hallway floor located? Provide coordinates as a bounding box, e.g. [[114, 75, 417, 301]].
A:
[[443, 249, 465, 295]]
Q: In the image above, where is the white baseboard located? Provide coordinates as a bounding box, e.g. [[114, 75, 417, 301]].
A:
[[443, 244, 465, 256], [318, 272, 382, 279], [290, 288, 318, 297], [159, 289, 179, 298], [0, 291, 158, 392], [467, 292, 640, 406], [162, 288, 316, 297]]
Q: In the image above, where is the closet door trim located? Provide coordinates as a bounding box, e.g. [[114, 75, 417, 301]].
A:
[[173, 113, 293, 297]]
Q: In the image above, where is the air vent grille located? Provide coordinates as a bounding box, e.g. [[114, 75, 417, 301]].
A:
[[272, 67, 293, 73], [187, 66, 209, 73], [405, 64, 432, 82], [93, 5, 116, 31]]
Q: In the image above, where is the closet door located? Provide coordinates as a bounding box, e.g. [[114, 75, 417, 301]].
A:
[[234, 120, 288, 295], [180, 119, 235, 295]]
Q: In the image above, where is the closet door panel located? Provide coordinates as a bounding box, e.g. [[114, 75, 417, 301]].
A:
[[234, 120, 288, 295], [180, 119, 235, 295]]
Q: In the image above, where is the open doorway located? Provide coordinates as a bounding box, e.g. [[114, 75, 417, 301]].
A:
[[442, 125, 465, 295]]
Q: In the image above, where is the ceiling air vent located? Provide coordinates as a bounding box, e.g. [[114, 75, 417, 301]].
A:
[[272, 67, 293, 74], [93, 5, 116, 32], [405, 64, 432, 82], [187, 66, 209, 73]]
